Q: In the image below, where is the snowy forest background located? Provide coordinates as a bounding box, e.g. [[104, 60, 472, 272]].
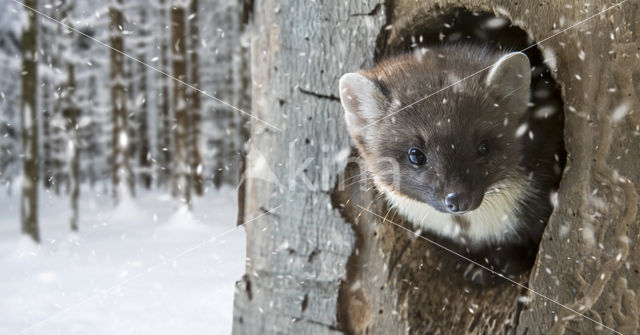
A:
[[0, 0, 249, 333], [1, 0, 249, 236]]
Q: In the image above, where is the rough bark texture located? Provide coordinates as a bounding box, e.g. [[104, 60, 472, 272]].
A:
[[234, 1, 640, 334], [20, 0, 39, 243], [232, 1, 385, 333]]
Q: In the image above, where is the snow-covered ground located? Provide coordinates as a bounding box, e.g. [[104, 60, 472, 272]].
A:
[[0, 186, 245, 335]]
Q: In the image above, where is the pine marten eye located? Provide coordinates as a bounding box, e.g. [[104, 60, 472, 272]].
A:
[[407, 148, 426, 165], [477, 141, 489, 156]]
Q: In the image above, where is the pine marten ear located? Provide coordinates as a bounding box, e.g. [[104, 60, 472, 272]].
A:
[[339, 73, 388, 132], [485, 52, 531, 111]]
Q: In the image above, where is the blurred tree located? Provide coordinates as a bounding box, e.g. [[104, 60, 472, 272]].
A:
[[38, 5, 55, 191], [170, 0, 190, 206], [188, 0, 204, 196], [20, 0, 40, 242], [0, 27, 21, 194], [58, 0, 80, 231], [62, 63, 79, 231], [136, 5, 152, 189], [157, 0, 173, 190], [40, 3, 68, 195], [40, 69, 52, 190], [1, 0, 250, 217], [109, 0, 132, 203]]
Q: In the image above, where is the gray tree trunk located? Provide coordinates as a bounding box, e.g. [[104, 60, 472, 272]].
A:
[[233, 0, 640, 334], [20, 0, 40, 243], [232, 1, 385, 333]]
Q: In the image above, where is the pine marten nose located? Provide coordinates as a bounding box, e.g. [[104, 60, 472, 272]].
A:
[[444, 192, 471, 213]]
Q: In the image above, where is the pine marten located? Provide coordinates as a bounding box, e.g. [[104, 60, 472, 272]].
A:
[[339, 44, 565, 279]]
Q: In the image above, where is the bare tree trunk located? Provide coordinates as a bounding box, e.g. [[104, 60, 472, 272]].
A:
[[125, 57, 137, 197], [63, 64, 79, 232], [46, 2, 64, 195], [109, 0, 131, 203], [41, 76, 53, 190], [188, 0, 204, 196], [234, 0, 252, 225], [157, 0, 172, 189], [20, 0, 40, 243], [54, 0, 80, 231], [86, 76, 99, 189], [234, 1, 640, 334], [137, 7, 152, 190], [138, 62, 152, 189], [170, 1, 191, 206], [232, 0, 385, 333]]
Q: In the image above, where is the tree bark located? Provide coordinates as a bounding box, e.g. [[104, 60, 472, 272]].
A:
[[232, 1, 385, 333], [20, 0, 40, 243], [109, 0, 131, 203], [234, 0, 640, 334]]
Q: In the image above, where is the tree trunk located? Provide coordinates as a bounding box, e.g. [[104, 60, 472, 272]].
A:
[[125, 57, 137, 196], [157, 0, 172, 189], [188, 0, 204, 196], [109, 0, 131, 203], [20, 0, 40, 243], [170, 1, 191, 206], [45, 1, 65, 195], [137, 7, 152, 190], [63, 64, 79, 232], [232, 0, 385, 333], [55, 0, 79, 232], [233, 0, 640, 334], [234, 0, 252, 225], [41, 75, 53, 190]]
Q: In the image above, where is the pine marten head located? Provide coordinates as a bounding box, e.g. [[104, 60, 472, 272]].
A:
[[339, 49, 533, 245]]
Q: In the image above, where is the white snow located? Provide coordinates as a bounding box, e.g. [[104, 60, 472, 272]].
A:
[[515, 123, 528, 138], [611, 100, 631, 123], [0, 186, 244, 335], [542, 47, 557, 72], [482, 17, 509, 29]]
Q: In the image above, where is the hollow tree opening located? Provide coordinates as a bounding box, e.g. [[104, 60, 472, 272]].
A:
[[334, 7, 567, 334]]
